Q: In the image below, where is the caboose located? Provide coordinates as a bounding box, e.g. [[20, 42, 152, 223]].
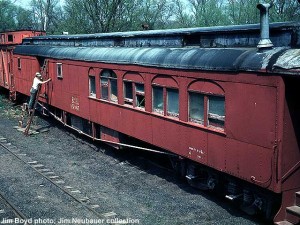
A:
[[0, 3, 300, 224], [0, 30, 45, 100]]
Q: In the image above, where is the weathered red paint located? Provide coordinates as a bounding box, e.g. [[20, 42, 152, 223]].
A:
[[0, 29, 299, 223], [0, 30, 45, 94], [12, 55, 284, 188], [0, 30, 44, 45]]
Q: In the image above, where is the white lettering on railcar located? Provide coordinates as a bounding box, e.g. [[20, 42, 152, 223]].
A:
[[71, 96, 80, 111], [188, 146, 205, 159]]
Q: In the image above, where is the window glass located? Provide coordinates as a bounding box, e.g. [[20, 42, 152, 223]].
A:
[[136, 83, 145, 108], [208, 96, 225, 128], [8, 35, 13, 42], [167, 88, 179, 118], [100, 70, 117, 102], [57, 63, 63, 78], [136, 83, 144, 93], [17, 58, 21, 69], [124, 81, 133, 100], [89, 76, 96, 97], [136, 95, 145, 108], [101, 78, 108, 100], [101, 70, 110, 77], [153, 86, 163, 114], [110, 78, 118, 102], [189, 92, 204, 124]]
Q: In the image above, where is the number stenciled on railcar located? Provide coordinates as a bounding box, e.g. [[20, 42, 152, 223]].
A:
[[71, 96, 80, 111], [188, 146, 205, 159]]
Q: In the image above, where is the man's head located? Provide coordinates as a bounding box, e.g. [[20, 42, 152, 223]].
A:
[[35, 72, 42, 78]]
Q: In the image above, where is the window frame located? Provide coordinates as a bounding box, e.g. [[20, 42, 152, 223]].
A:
[[207, 95, 225, 129], [151, 76, 179, 119], [56, 63, 63, 78], [123, 80, 145, 109], [152, 85, 164, 115], [152, 84, 179, 119], [88, 75, 96, 98], [124, 81, 134, 105], [188, 91, 225, 130], [17, 57, 21, 69], [188, 91, 205, 125], [7, 34, 13, 42], [135, 83, 145, 109], [0, 34, 5, 43], [100, 70, 118, 103]]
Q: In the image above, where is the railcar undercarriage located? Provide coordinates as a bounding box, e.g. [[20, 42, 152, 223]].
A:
[[170, 156, 281, 221]]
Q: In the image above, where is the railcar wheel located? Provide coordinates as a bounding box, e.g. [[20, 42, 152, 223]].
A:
[[185, 162, 219, 191]]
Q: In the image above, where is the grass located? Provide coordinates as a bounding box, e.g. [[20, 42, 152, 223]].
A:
[[0, 93, 23, 119]]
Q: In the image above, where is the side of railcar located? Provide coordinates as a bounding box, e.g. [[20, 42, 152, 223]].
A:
[[13, 51, 285, 219]]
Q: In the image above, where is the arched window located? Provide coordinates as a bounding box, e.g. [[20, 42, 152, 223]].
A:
[[188, 80, 225, 130], [152, 76, 179, 118], [123, 73, 145, 109], [100, 70, 118, 102]]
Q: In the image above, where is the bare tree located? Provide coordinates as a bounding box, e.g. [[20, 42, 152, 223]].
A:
[[83, 0, 123, 33], [227, 0, 259, 25], [270, 0, 300, 22], [30, 0, 61, 32], [172, 0, 194, 28], [186, 0, 230, 26]]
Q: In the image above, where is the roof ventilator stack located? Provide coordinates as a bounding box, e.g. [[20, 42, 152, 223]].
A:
[[257, 2, 274, 49]]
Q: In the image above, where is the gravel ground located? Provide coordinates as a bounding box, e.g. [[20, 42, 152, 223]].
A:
[[0, 94, 268, 225]]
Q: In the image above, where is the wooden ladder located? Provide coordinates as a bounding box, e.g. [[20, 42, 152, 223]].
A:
[[24, 59, 49, 136], [23, 86, 41, 135]]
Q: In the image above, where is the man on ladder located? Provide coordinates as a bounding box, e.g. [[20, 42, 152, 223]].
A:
[[28, 72, 51, 114], [24, 71, 51, 135]]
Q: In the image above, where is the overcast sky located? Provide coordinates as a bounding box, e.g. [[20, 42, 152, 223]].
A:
[[13, 0, 65, 9]]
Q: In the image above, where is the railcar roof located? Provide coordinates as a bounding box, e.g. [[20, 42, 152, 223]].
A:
[[22, 22, 300, 49], [14, 45, 299, 74], [24, 22, 297, 40]]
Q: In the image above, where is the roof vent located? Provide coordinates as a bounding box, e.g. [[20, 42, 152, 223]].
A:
[[257, 2, 273, 49]]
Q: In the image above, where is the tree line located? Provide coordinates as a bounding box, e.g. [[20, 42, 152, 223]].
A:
[[1, 0, 300, 34]]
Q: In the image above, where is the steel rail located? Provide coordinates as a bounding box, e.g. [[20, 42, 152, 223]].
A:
[[0, 141, 110, 221], [0, 191, 31, 224]]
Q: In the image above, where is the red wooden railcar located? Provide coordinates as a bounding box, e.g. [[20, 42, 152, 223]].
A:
[[0, 30, 45, 99], [1, 8, 300, 225]]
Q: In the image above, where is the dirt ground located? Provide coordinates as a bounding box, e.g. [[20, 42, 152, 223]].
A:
[[0, 93, 266, 225]]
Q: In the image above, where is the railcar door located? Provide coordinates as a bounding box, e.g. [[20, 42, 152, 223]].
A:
[[37, 57, 50, 102], [0, 48, 9, 89]]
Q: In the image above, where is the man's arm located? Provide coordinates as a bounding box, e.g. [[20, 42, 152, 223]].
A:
[[40, 78, 52, 84]]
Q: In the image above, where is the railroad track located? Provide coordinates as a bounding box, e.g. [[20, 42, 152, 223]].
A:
[[0, 135, 119, 224], [0, 190, 30, 225]]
